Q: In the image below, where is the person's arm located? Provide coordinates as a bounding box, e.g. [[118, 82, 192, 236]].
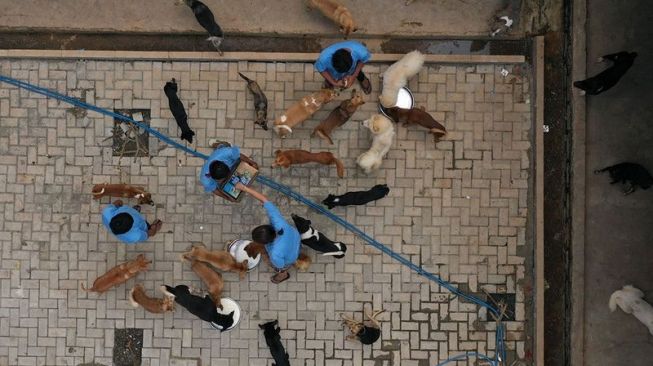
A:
[[320, 71, 345, 88], [344, 62, 364, 88], [236, 182, 268, 203], [261, 201, 287, 231]]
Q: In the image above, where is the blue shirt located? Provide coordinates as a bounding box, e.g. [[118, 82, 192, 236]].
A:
[[315, 41, 371, 81], [263, 202, 301, 269], [102, 205, 149, 244], [199, 146, 241, 193]]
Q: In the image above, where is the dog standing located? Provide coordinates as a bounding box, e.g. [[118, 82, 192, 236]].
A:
[[238, 72, 269, 130], [259, 320, 291, 366], [80, 254, 151, 294], [594, 162, 652, 195], [574, 51, 637, 95], [182, 244, 248, 279], [91, 183, 153, 205], [341, 308, 384, 345], [272, 149, 345, 178], [322, 184, 390, 209], [179, 0, 224, 55], [312, 89, 365, 145], [356, 114, 395, 174], [379, 50, 425, 108], [273, 89, 339, 138], [306, 0, 356, 37], [609, 285, 653, 335], [162, 285, 234, 330], [384, 106, 447, 143], [188, 259, 225, 308], [291, 214, 347, 258], [164, 78, 195, 144], [129, 284, 175, 314]]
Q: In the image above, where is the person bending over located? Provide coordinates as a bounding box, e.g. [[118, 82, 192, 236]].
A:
[[102, 200, 162, 244], [315, 40, 372, 94]]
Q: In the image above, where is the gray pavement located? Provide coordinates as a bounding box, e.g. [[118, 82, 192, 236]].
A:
[[582, 0, 653, 364]]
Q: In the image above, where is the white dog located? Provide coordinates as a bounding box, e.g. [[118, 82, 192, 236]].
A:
[[609, 285, 653, 335], [356, 114, 395, 174], [379, 50, 425, 108]]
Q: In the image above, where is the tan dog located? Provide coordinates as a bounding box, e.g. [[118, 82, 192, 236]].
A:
[[384, 106, 447, 142], [341, 307, 384, 344], [312, 89, 365, 145], [129, 284, 175, 313], [306, 0, 356, 36], [273, 89, 339, 138], [182, 244, 248, 279], [379, 50, 425, 108], [246, 242, 312, 271], [92, 183, 154, 205], [188, 259, 225, 308], [272, 149, 345, 178], [356, 114, 395, 174], [80, 254, 151, 294]]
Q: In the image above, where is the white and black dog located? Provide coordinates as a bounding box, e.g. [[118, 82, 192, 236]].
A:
[[291, 214, 347, 258], [162, 285, 234, 330], [179, 0, 224, 55]]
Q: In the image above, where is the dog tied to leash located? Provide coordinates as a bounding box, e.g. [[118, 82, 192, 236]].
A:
[[574, 51, 637, 95], [238, 72, 269, 130], [594, 162, 652, 195], [259, 320, 291, 366], [164, 78, 195, 144], [291, 214, 347, 258], [179, 0, 225, 55]]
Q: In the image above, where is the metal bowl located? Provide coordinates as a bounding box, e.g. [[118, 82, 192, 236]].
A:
[[227, 239, 261, 271], [210, 297, 241, 332], [379, 87, 414, 118]]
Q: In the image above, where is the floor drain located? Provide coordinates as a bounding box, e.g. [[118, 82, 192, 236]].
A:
[[112, 109, 150, 157], [113, 328, 143, 366], [488, 293, 516, 321]]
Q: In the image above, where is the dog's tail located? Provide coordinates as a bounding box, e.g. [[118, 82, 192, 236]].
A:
[[129, 286, 140, 308], [207, 36, 224, 55], [313, 128, 335, 145], [332, 157, 345, 178], [573, 80, 588, 91], [238, 72, 252, 83], [80, 281, 91, 292], [180, 129, 195, 144]]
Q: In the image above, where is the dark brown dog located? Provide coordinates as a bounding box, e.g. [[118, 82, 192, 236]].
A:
[[384, 106, 447, 142], [272, 149, 345, 178], [238, 72, 269, 130], [312, 89, 365, 145], [92, 183, 154, 205]]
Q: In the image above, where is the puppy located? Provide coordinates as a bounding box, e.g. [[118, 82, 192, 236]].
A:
[[91, 183, 153, 205], [312, 89, 365, 145], [80, 254, 151, 294], [609, 285, 653, 335], [182, 244, 248, 279], [188, 259, 225, 308], [164, 78, 195, 143], [322, 184, 390, 210], [594, 162, 652, 195], [356, 115, 395, 174], [129, 284, 175, 314], [379, 50, 425, 108], [384, 106, 447, 142], [272, 149, 345, 178], [574, 51, 637, 95], [341, 308, 384, 345], [162, 285, 234, 330], [291, 214, 347, 258], [259, 320, 291, 366], [179, 0, 224, 55], [238, 72, 269, 130], [306, 0, 356, 37], [273, 89, 339, 138]]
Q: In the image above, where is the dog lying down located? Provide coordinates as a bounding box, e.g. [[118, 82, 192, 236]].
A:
[[273, 149, 345, 178], [609, 285, 653, 335], [291, 214, 347, 258], [574, 51, 637, 95], [164, 78, 195, 144], [162, 285, 234, 330], [594, 162, 652, 195], [322, 184, 390, 209], [259, 320, 291, 366], [341, 308, 384, 345]]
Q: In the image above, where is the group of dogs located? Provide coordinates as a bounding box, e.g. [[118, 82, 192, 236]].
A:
[[573, 51, 653, 335]]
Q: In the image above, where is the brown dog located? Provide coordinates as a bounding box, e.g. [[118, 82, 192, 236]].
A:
[[188, 259, 225, 308], [92, 183, 154, 205], [306, 0, 356, 36], [273, 89, 339, 138], [272, 149, 345, 178], [129, 284, 175, 313], [182, 244, 248, 279], [80, 254, 151, 294], [312, 89, 365, 145], [384, 106, 447, 142]]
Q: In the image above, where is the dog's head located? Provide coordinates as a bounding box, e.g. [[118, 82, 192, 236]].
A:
[[349, 89, 365, 108], [258, 320, 279, 332], [294, 253, 312, 272], [215, 311, 235, 332], [363, 114, 393, 135], [317, 88, 339, 103], [134, 254, 152, 270], [163, 78, 178, 96], [372, 184, 390, 197], [272, 150, 290, 168], [322, 194, 337, 208], [290, 214, 311, 233], [135, 192, 154, 205]]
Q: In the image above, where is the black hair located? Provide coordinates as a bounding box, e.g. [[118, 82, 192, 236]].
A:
[[109, 212, 134, 235], [332, 49, 353, 73], [252, 225, 276, 244], [209, 161, 231, 180]]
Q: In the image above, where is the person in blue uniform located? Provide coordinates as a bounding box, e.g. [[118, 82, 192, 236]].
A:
[[102, 200, 162, 244], [199, 141, 241, 195], [315, 40, 372, 94]]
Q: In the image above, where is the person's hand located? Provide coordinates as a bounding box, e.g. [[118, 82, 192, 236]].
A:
[[343, 75, 356, 88], [114, 200, 123, 207], [334, 79, 346, 88], [235, 182, 248, 191]]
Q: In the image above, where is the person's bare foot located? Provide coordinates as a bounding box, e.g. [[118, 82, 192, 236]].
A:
[[271, 271, 290, 284]]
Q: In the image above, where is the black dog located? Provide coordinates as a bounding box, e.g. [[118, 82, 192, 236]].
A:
[[181, 0, 224, 55], [161, 285, 234, 330], [322, 184, 390, 209], [573, 51, 637, 95], [291, 214, 347, 258], [595, 162, 652, 195], [259, 320, 290, 366], [164, 79, 195, 144]]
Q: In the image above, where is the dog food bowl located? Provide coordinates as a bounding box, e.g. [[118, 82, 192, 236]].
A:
[[379, 87, 414, 118], [210, 297, 241, 332], [227, 239, 261, 271]]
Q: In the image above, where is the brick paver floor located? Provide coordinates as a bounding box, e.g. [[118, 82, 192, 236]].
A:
[[0, 58, 532, 366]]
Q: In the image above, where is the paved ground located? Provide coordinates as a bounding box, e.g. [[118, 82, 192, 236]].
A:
[[581, 0, 653, 364], [0, 58, 532, 365]]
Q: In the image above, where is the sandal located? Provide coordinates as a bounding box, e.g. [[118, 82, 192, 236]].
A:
[[271, 271, 290, 284], [360, 77, 372, 94]]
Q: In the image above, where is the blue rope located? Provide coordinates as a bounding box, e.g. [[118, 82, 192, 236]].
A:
[[0, 73, 505, 365]]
